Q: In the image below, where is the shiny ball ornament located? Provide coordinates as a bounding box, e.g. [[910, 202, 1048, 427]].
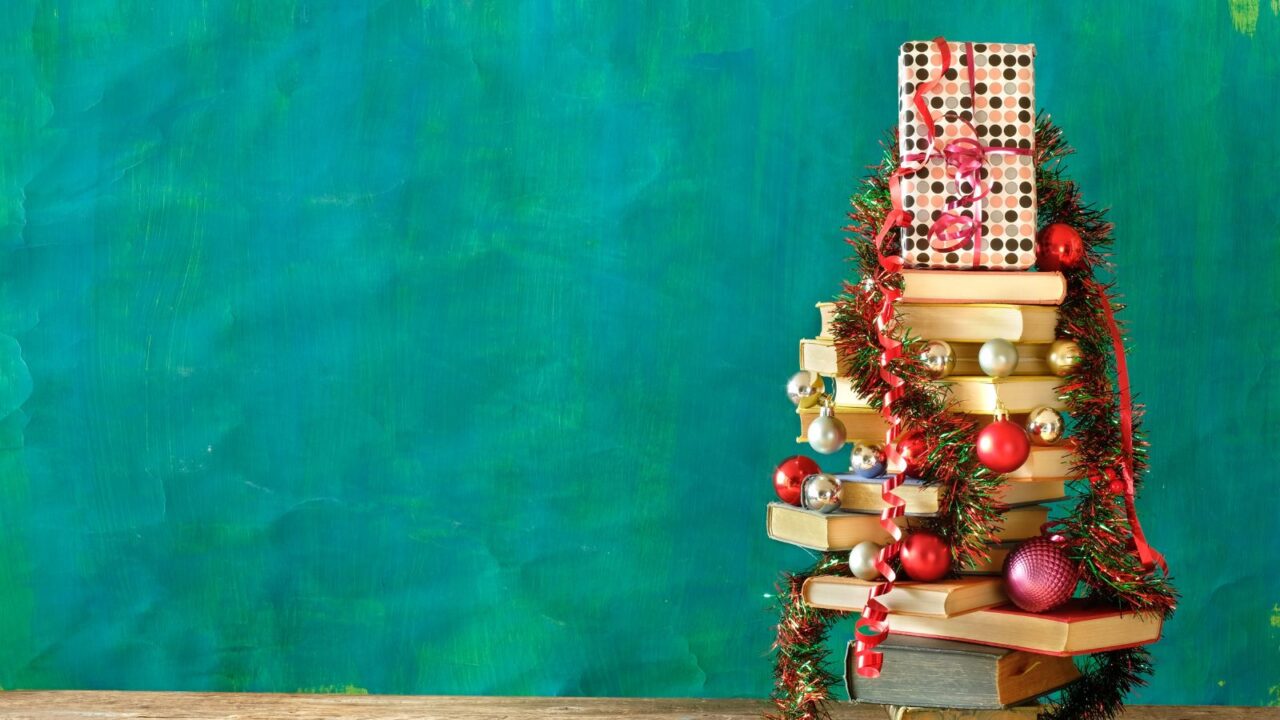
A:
[[976, 418, 1031, 473], [786, 370, 826, 409], [807, 405, 847, 455], [1025, 406, 1066, 446], [848, 541, 883, 581], [801, 473, 842, 514], [1036, 224, 1086, 272], [773, 455, 820, 506], [978, 338, 1019, 378], [848, 442, 886, 478], [919, 339, 956, 379], [900, 531, 952, 582], [888, 431, 930, 477], [1003, 535, 1079, 612], [1046, 339, 1083, 377]]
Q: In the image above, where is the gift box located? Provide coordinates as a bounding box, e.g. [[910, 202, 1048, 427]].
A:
[[897, 40, 1037, 270]]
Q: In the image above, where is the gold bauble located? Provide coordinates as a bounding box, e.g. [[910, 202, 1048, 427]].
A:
[[919, 339, 956, 379], [1046, 339, 1083, 377], [1025, 405, 1066, 446]]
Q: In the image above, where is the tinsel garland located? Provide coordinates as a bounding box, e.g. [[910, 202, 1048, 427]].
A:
[[768, 117, 1177, 720], [766, 553, 851, 720]]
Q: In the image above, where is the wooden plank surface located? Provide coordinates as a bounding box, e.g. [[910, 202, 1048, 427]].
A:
[[0, 693, 1273, 720]]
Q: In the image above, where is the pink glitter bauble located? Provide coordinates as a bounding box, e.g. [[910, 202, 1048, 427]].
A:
[[1003, 536, 1079, 613]]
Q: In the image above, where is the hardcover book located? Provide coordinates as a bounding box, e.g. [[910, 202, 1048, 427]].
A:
[[814, 302, 1059, 343], [897, 304, 1059, 344], [802, 576, 1006, 617], [766, 504, 1049, 552], [834, 474, 1065, 515], [899, 270, 1066, 305], [845, 635, 1079, 709], [887, 600, 1164, 656]]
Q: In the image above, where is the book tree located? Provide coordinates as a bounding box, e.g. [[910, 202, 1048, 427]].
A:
[[767, 39, 1176, 720]]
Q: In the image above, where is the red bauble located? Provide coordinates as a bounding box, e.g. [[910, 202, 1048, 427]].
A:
[[900, 530, 951, 581], [773, 455, 820, 506], [1003, 535, 1079, 612], [976, 419, 1031, 474], [892, 431, 930, 477], [1036, 224, 1085, 271]]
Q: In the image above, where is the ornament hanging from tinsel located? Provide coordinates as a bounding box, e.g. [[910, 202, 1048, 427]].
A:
[[1036, 223, 1086, 271], [1003, 534, 1079, 612], [887, 431, 929, 477], [772, 455, 820, 506], [900, 530, 951, 581], [1046, 338, 1083, 377], [1025, 405, 1066, 445]]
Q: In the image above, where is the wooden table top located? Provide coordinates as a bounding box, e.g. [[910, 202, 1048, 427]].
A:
[[0, 693, 1272, 720]]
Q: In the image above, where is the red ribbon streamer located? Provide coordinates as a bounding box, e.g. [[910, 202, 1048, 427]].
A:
[[1088, 280, 1166, 573], [851, 36, 952, 679], [854, 37, 1041, 675]]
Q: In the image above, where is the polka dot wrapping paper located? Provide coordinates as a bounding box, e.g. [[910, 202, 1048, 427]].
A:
[[897, 40, 1038, 271]]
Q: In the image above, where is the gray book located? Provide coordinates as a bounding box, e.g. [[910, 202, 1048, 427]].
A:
[[845, 635, 1081, 709]]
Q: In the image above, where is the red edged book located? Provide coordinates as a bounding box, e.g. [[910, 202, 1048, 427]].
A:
[[887, 599, 1164, 656]]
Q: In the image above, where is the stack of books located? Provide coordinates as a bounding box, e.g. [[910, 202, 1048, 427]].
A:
[[770, 270, 1165, 716]]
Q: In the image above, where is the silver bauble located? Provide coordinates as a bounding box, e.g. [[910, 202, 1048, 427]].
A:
[[978, 338, 1019, 378], [848, 442, 886, 478], [786, 370, 826, 409], [848, 541, 883, 581], [801, 473, 842, 514], [1046, 339, 1083, 377], [807, 405, 847, 454], [1025, 405, 1066, 446], [919, 339, 956, 379]]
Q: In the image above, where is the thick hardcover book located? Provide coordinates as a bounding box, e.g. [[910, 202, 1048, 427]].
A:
[[833, 375, 1063, 412], [835, 474, 1065, 515], [766, 504, 1049, 552], [815, 303, 1058, 343], [886, 707, 1045, 720], [899, 270, 1066, 305], [802, 338, 1054, 379], [888, 600, 1164, 656], [802, 576, 1005, 617], [796, 405, 889, 445], [845, 635, 1081, 709], [897, 304, 1059, 344]]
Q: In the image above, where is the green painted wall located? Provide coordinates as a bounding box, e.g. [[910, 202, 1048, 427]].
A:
[[0, 0, 1276, 705]]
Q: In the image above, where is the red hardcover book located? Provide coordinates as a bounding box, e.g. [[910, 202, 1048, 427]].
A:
[[887, 600, 1164, 656]]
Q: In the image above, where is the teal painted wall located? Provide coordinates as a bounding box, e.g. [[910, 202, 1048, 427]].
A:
[[0, 0, 1276, 705]]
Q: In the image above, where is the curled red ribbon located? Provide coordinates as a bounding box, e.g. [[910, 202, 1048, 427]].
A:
[[852, 36, 951, 679], [1088, 280, 1167, 574], [855, 37, 1041, 675]]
